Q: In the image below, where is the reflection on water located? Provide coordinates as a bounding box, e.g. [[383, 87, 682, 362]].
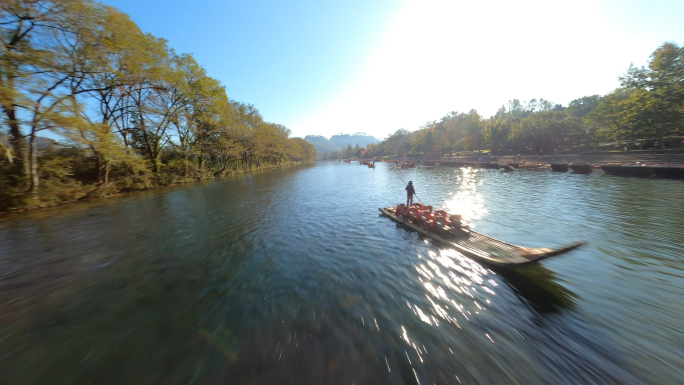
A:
[[444, 168, 488, 227], [0, 162, 681, 384]]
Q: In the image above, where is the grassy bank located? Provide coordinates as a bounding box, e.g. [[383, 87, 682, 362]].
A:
[[0, 161, 311, 214]]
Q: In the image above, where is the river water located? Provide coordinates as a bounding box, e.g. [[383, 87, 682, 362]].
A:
[[0, 162, 682, 384]]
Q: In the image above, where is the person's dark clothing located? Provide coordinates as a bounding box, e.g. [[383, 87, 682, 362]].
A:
[[406, 183, 415, 206]]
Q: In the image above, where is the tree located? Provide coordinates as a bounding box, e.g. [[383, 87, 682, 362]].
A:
[[383, 129, 411, 157], [566, 95, 600, 119], [1, 0, 98, 189], [72, 6, 169, 184], [584, 89, 631, 144], [289, 138, 316, 161], [441, 111, 464, 157], [618, 42, 684, 147], [483, 115, 513, 152], [0, 0, 155, 190], [460, 110, 483, 151], [0, 0, 314, 211]]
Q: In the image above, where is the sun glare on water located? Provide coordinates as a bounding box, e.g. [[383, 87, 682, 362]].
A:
[[444, 168, 487, 227]]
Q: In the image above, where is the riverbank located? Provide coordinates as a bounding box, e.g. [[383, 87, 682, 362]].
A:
[[0, 161, 312, 214], [438, 152, 684, 166], [510, 153, 684, 166]]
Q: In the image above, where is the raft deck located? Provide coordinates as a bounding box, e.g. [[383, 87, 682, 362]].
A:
[[379, 206, 585, 266]]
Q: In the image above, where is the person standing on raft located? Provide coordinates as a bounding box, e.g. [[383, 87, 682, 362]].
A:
[[406, 181, 416, 206]]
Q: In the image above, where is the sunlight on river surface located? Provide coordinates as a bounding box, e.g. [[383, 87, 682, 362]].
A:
[[443, 168, 488, 226], [0, 161, 682, 384]]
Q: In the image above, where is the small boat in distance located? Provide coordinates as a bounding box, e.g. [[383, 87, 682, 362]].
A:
[[379, 206, 585, 266]]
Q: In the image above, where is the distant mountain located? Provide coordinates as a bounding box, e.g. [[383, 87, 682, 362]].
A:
[[304, 133, 381, 157], [0, 133, 61, 149], [329, 133, 379, 149], [304, 135, 338, 156]]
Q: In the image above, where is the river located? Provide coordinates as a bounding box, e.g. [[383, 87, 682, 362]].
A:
[[0, 161, 682, 384]]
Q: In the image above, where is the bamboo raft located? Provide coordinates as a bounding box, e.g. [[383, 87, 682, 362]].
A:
[[379, 206, 585, 266]]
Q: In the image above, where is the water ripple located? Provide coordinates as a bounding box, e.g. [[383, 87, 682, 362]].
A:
[[0, 162, 681, 384]]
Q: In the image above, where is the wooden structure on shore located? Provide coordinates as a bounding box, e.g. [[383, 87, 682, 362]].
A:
[[550, 163, 569, 172], [395, 157, 684, 179], [650, 166, 684, 179], [570, 164, 593, 174], [601, 164, 653, 177]]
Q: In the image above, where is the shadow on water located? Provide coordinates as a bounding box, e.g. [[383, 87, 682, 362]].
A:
[[495, 264, 576, 314], [389, 218, 577, 314]]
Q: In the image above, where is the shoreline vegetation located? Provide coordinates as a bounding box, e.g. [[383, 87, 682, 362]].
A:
[[0, 161, 309, 215], [321, 43, 683, 164], [0, 1, 315, 213]]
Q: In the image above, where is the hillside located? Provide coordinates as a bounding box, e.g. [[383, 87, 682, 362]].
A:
[[0, 133, 57, 149], [304, 135, 338, 155], [329, 133, 379, 149], [304, 133, 381, 157]]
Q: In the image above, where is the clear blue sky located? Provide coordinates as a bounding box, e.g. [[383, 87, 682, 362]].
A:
[[102, 0, 683, 140]]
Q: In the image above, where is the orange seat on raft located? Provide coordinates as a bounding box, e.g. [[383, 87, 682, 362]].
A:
[[408, 207, 421, 220], [434, 216, 447, 227], [433, 209, 448, 218], [419, 211, 436, 228]]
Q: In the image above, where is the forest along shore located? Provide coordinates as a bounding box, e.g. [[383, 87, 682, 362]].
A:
[[0, 3, 317, 214], [0, 162, 310, 215]]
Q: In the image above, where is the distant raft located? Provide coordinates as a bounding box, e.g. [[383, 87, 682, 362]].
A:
[[379, 206, 585, 266]]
